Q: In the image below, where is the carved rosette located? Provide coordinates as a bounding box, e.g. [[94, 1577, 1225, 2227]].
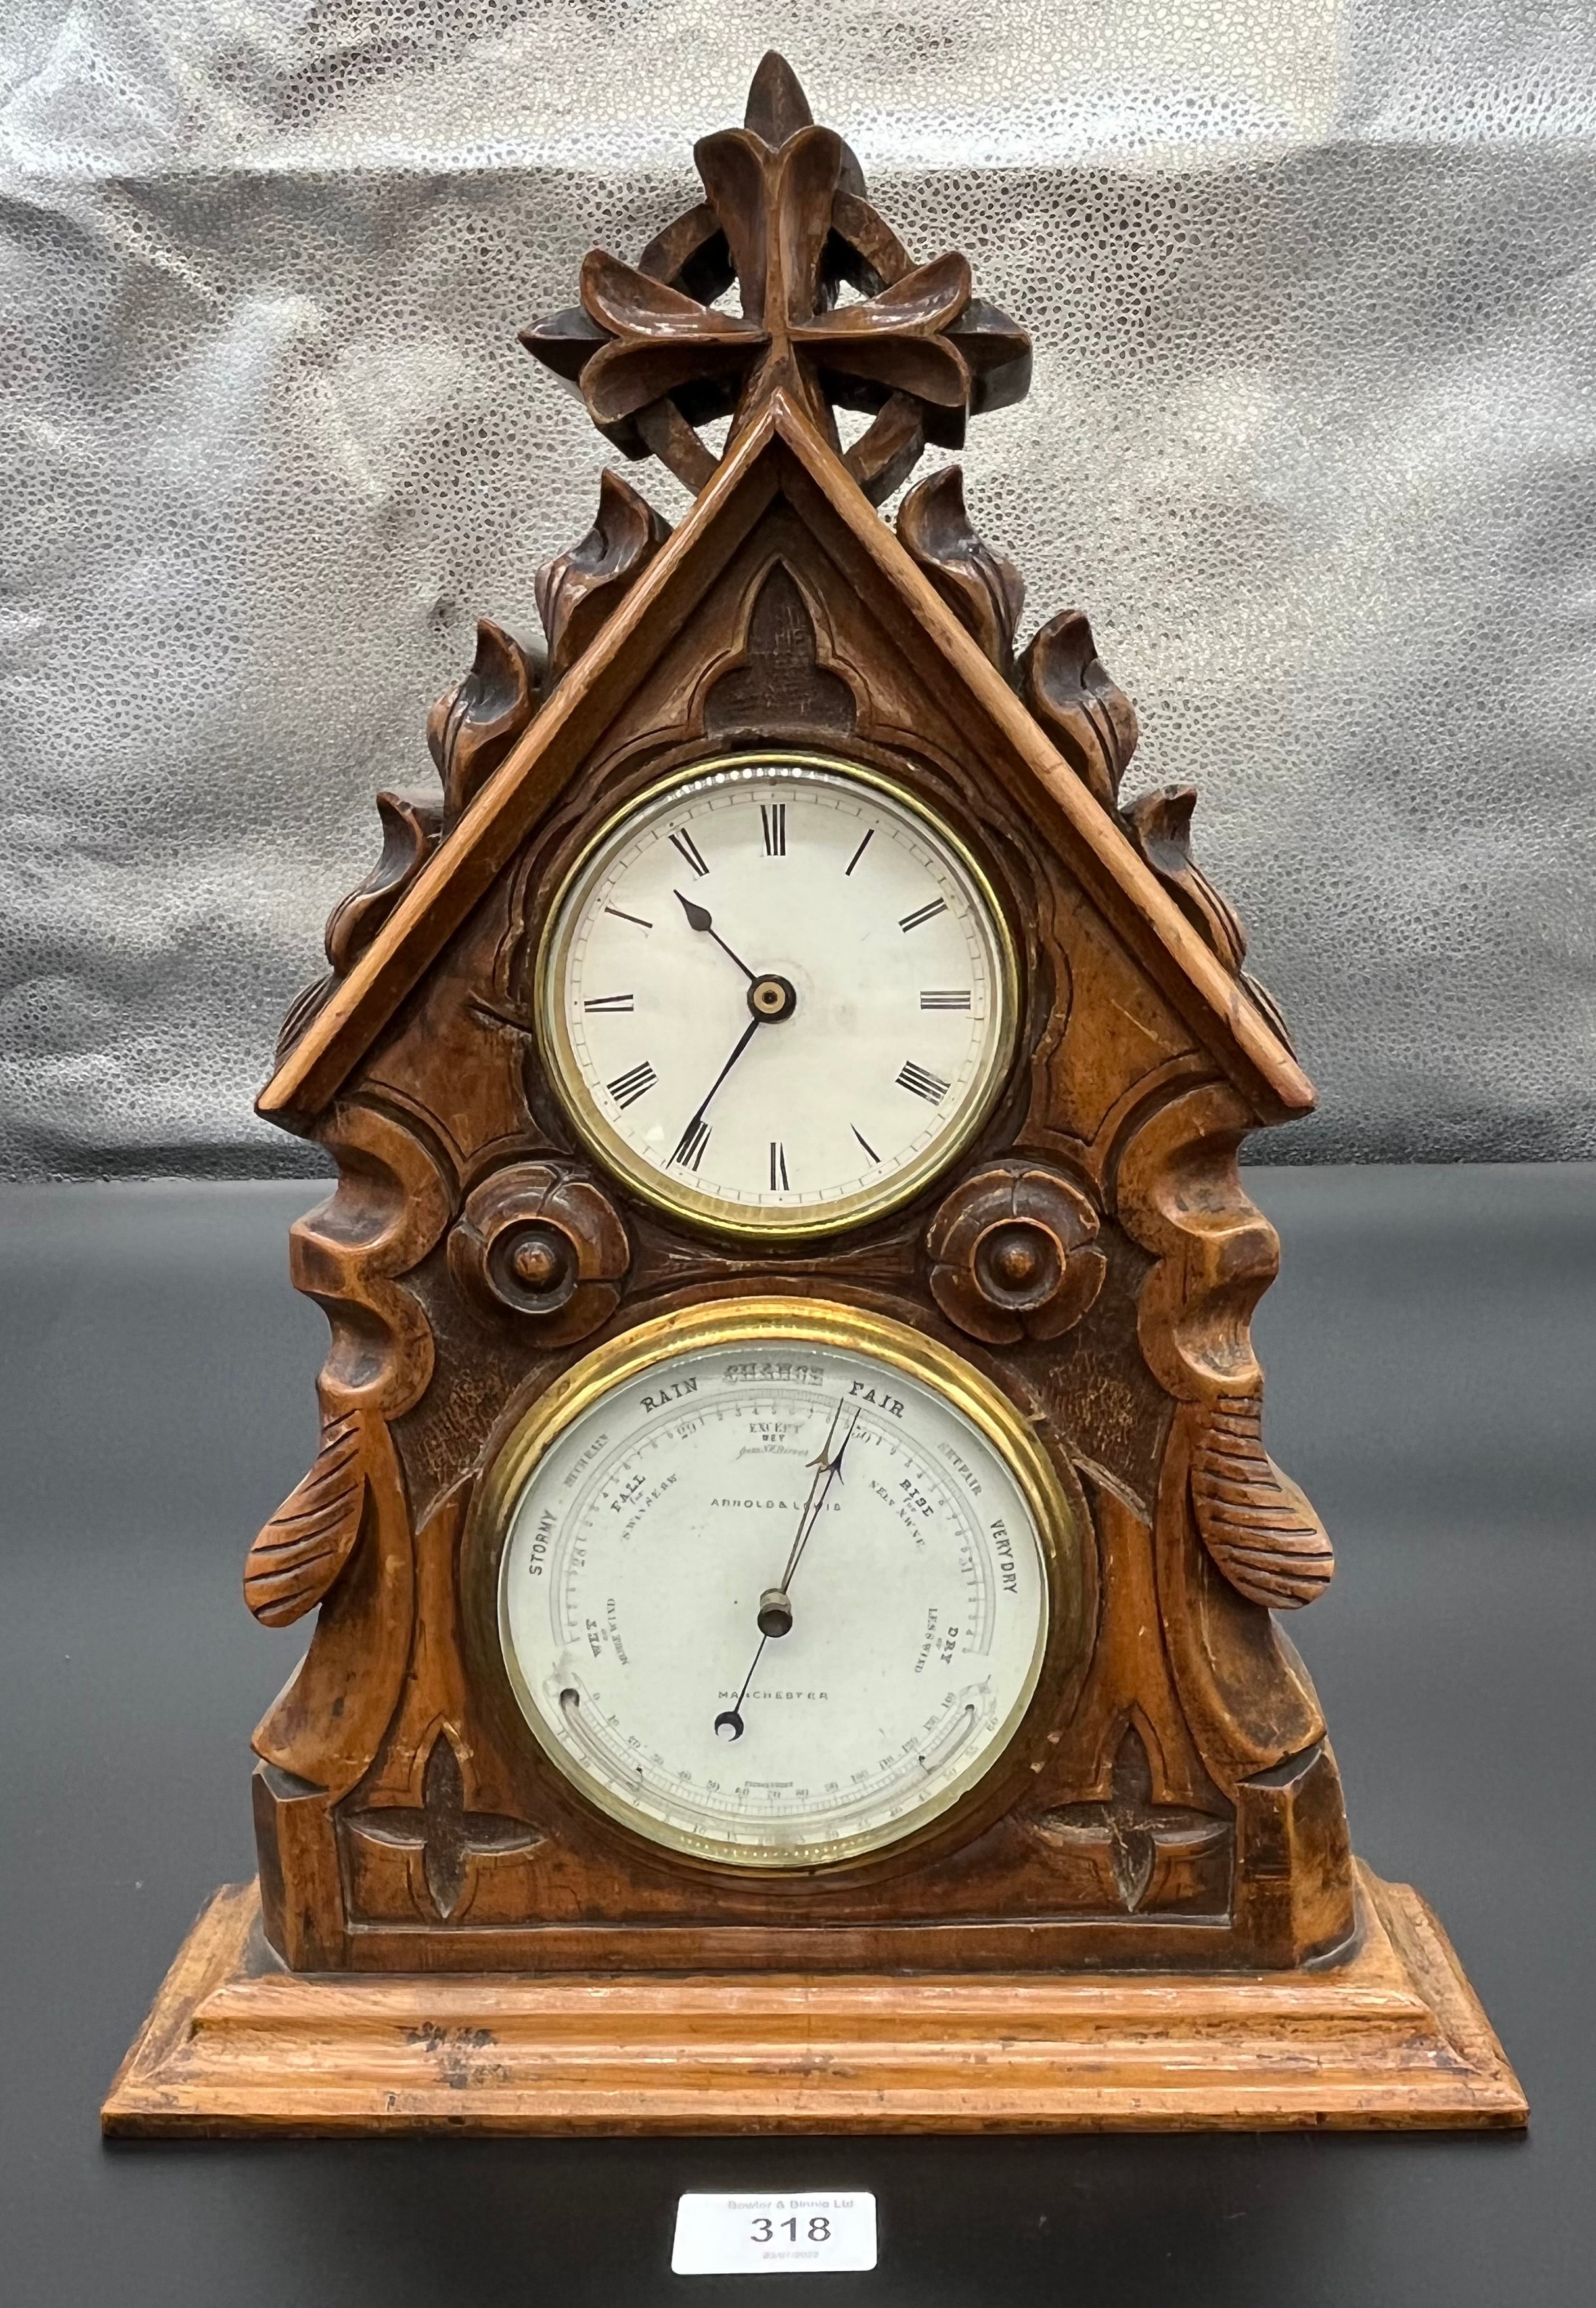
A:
[[447, 1162, 630, 1345], [926, 1162, 1107, 1346]]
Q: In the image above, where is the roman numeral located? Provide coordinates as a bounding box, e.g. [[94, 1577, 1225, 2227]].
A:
[[844, 829, 873, 876], [669, 828, 709, 877], [852, 1125, 880, 1162], [769, 1141, 789, 1190], [604, 905, 652, 930], [583, 993, 635, 1012], [897, 1060, 949, 1104], [898, 898, 947, 933], [761, 802, 787, 857], [671, 1116, 710, 1169], [920, 989, 971, 1010], [606, 1060, 656, 1109]]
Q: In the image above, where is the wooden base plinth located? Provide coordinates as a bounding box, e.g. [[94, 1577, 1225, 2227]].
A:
[[103, 1863, 1525, 2136]]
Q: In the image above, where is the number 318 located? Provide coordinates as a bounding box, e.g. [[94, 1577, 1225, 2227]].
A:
[[752, 2215, 831, 2244]]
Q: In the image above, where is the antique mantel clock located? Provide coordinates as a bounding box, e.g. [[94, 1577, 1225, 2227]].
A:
[[105, 57, 1524, 2133]]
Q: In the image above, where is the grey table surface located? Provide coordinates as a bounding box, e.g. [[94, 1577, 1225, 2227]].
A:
[[1, 1164, 1591, 2308]]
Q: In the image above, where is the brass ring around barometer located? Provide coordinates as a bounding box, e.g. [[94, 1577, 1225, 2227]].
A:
[[469, 1296, 1088, 1874], [533, 750, 1022, 1241]]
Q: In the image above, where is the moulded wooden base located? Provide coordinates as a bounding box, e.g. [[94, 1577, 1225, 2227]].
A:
[[103, 1863, 1525, 2135]]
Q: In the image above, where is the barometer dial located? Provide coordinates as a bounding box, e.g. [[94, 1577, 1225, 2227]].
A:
[[490, 1302, 1075, 1869], [536, 755, 1018, 1236]]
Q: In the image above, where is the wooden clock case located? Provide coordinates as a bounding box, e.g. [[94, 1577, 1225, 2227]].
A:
[[105, 57, 1524, 2134]]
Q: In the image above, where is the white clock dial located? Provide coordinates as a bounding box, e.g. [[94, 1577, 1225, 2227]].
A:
[[494, 1305, 1064, 1869], [536, 756, 1017, 1235]]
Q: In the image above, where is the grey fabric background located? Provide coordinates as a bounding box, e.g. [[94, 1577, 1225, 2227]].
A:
[[2, 1, 1593, 1179]]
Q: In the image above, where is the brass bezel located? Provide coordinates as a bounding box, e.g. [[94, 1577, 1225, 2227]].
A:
[[534, 751, 1021, 1240], [478, 1296, 1085, 1874]]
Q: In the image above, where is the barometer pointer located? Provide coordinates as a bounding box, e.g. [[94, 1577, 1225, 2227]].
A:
[[714, 1401, 860, 1742]]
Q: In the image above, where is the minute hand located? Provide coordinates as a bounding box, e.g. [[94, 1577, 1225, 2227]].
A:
[[668, 1013, 762, 1165]]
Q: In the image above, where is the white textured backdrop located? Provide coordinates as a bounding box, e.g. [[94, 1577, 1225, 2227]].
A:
[[2, 1, 1593, 1175]]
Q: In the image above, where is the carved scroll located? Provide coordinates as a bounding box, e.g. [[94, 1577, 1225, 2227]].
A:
[[1019, 607, 1139, 812], [250, 1102, 450, 1799], [897, 465, 1024, 672], [1191, 1394, 1335, 1609], [536, 468, 672, 686], [425, 616, 541, 826], [1115, 1080, 1329, 1786]]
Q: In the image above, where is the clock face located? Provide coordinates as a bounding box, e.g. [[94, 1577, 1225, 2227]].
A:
[[491, 1301, 1070, 1869], [536, 754, 1017, 1236]]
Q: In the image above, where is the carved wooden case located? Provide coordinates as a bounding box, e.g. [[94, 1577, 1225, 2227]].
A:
[[246, 57, 1350, 1978]]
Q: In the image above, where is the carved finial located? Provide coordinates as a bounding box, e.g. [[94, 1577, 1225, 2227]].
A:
[[520, 64, 1029, 503], [744, 51, 813, 143], [897, 465, 1025, 672]]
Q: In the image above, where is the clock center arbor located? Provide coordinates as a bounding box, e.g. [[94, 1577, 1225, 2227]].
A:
[[105, 57, 1523, 2133]]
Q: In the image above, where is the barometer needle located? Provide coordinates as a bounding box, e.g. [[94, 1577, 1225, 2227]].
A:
[[714, 1400, 860, 1742], [675, 890, 757, 982]]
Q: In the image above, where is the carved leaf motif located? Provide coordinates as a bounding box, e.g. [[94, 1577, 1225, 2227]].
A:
[[244, 1411, 369, 1627], [535, 468, 672, 686], [1018, 607, 1139, 811], [896, 465, 1024, 671], [323, 790, 442, 980], [1191, 1394, 1336, 1609], [425, 617, 541, 825], [1122, 786, 1247, 976]]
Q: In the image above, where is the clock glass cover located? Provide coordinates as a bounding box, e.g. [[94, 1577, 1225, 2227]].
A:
[[536, 754, 1017, 1236], [492, 1302, 1067, 1868]]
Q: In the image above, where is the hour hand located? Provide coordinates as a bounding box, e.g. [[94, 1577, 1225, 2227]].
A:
[[675, 890, 756, 982]]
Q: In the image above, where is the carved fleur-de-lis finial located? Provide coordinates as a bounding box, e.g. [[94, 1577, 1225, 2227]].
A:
[[521, 53, 1030, 503]]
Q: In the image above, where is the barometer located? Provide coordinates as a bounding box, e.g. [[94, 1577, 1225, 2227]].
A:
[[484, 1301, 1073, 1867]]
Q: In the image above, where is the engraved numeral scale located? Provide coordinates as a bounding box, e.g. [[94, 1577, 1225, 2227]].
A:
[[104, 55, 1524, 2135]]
